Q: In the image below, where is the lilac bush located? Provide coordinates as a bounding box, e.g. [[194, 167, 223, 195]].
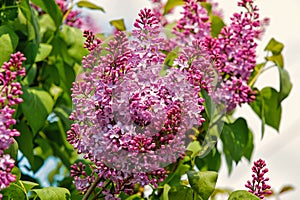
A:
[[0, 0, 292, 199]]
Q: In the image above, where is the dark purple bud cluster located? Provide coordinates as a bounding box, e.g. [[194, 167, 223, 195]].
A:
[[245, 159, 272, 199]]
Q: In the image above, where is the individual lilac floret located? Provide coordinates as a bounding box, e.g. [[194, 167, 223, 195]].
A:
[[245, 159, 272, 199], [0, 52, 26, 192]]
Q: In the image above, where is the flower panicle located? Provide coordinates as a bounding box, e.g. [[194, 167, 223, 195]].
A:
[[0, 52, 26, 191], [83, 30, 102, 52], [198, 0, 266, 112], [134, 8, 159, 30], [245, 159, 272, 199], [69, 8, 206, 199]]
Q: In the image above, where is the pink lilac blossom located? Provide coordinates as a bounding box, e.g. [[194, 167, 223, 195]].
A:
[[173, 0, 266, 112], [68, 8, 205, 198], [245, 159, 272, 199], [0, 52, 26, 191]]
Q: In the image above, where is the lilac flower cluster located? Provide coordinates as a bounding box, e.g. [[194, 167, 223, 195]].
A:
[[173, 0, 266, 112], [245, 159, 272, 199], [68, 8, 205, 198], [0, 52, 26, 191], [68, 0, 269, 198]]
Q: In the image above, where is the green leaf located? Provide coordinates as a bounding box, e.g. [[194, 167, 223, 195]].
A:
[[243, 129, 254, 161], [200, 89, 215, 120], [76, 0, 105, 12], [60, 25, 89, 63], [163, 159, 190, 186], [15, 120, 34, 166], [48, 162, 62, 184], [186, 141, 202, 158], [250, 87, 282, 133], [39, 14, 57, 40], [22, 181, 39, 192], [32, 155, 44, 173], [187, 171, 218, 200], [228, 190, 260, 200], [168, 186, 194, 200], [54, 107, 72, 128], [210, 15, 225, 38], [21, 87, 54, 134], [1, 182, 27, 200], [164, 51, 178, 67], [35, 43, 53, 62], [110, 19, 126, 31], [53, 56, 75, 92], [164, 0, 185, 15], [224, 152, 233, 174], [19, 0, 40, 42], [221, 118, 249, 162], [278, 67, 292, 102], [265, 54, 284, 68], [23, 64, 37, 86], [279, 185, 294, 194], [11, 166, 21, 181], [31, 0, 63, 28], [248, 62, 266, 86], [195, 148, 221, 172], [264, 38, 284, 55], [31, 187, 71, 200], [23, 41, 39, 64], [48, 140, 71, 167], [35, 137, 53, 159], [0, 25, 19, 66]]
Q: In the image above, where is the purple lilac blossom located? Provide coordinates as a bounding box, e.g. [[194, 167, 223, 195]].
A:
[[245, 159, 272, 199], [69, 0, 268, 197], [173, 0, 266, 112], [68, 8, 205, 198], [0, 52, 26, 192]]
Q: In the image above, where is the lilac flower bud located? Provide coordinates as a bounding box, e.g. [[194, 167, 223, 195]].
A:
[[245, 159, 272, 199]]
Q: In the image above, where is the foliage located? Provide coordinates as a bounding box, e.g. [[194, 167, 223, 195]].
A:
[[0, 0, 292, 200]]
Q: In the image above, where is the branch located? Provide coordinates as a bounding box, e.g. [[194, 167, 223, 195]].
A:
[[83, 175, 101, 200]]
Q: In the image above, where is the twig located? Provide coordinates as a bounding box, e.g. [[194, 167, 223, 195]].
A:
[[83, 175, 101, 200]]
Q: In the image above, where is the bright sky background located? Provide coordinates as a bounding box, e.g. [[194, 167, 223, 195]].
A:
[[83, 1, 300, 199]]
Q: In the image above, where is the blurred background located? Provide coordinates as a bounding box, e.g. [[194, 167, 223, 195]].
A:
[[82, 0, 300, 199]]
